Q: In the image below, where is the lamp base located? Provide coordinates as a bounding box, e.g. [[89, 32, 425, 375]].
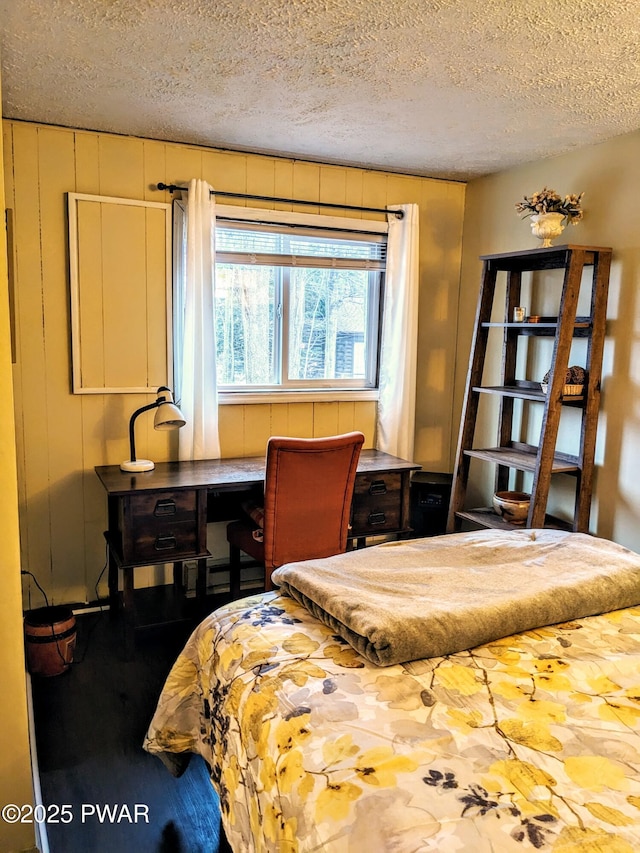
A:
[[119, 459, 155, 472]]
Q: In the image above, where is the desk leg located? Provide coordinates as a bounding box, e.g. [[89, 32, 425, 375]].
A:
[[173, 561, 184, 592], [107, 545, 119, 618], [196, 557, 207, 601], [122, 566, 135, 660], [229, 545, 241, 599]]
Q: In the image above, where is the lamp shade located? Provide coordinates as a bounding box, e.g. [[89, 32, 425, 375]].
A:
[[154, 401, 186, 430], [120, 387, 186, 472]]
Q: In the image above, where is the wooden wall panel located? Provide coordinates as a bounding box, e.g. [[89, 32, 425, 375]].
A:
[[76, 199, 105, 387], [319, 166, 347, 212], [74, 135, 113, 589], [5, 119, 465, 604], [11, 122, 51, 589], [354, 400, 377, 445], [202, 149, 246, 194], [143, 140, 167, 203], [414, 180, 466, 470], [37, 127, 86, 601], [71, 196, 170, 393], [361, 171, 388, 211], [245, 156, 276, 208], [75, 133, 100, 194], [101, 203, 149, 388], [145, 205, 172, 460], [243, 403, 272, 456], [273, 160, 295, 209], [344, 169, 364, 210], [98, 135, 144, 199], [387, 173, 422, 205], [292, 162, 321, 212], [165, 143, 202, 192], [288, 401, 314, 437], [313, 401, 340, 436], [337, 401, 356, 435], [218, 405, 245, 458], [270, 403, 290, 437]]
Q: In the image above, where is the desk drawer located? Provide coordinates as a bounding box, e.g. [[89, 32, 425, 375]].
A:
[[127, 520, 199, 562], [119, 490, 201, 562], [351, 472, 402, 535], [128, 490, 197, 523]]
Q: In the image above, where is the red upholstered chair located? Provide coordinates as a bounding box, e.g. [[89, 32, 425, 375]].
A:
[[226, 432, 364, 595]]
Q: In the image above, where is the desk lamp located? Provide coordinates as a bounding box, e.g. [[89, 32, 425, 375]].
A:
[[120, 386, 186, 472]]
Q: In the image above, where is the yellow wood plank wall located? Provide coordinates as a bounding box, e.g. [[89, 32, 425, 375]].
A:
[[4, 120, 465, 605]]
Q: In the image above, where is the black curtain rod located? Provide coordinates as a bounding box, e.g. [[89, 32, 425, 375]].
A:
[[155, 182, 404, 219]]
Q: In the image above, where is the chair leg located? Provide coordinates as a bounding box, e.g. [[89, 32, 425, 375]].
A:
[[229, 544, 242, 599]]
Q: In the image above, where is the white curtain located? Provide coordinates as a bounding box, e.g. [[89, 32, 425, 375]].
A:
[[177, 178, 220, 460], [376, 203, 420, 460]]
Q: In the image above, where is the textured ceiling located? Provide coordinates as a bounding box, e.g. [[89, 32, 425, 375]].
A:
[[1, 0, 639, 180]]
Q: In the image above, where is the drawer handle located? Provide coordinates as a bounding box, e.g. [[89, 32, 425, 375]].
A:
[[154, 534, 177, 551], [154, 499, 177, 517], [367, 512, 387, 526], [368, 480, 387, 496]]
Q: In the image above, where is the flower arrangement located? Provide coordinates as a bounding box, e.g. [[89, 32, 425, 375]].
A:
[[515, 187, 584, 224]]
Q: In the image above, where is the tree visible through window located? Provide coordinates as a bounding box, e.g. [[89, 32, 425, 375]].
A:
[[215, 264, 276, 385], [213, 220, 385, 391]]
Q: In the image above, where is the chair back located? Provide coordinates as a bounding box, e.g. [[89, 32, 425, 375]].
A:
[[262, 432, 364, 587]]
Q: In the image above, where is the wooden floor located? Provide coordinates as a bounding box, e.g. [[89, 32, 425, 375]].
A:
[[31, 601, 233, 853]]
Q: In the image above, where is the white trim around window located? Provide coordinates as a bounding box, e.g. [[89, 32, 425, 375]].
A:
[[219, 388, 379, 404], [174, 202, 389, 404]]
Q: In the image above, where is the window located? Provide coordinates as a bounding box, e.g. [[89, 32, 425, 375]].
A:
[[173, 203, 387, 399]]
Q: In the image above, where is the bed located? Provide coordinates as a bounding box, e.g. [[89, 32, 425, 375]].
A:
[[144, 529, 640, 852]]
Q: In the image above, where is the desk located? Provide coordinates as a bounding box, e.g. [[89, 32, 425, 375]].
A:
[[96, 449, 420, 655]]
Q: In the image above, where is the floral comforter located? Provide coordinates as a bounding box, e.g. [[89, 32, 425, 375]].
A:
[[145, 593, 640, 852]]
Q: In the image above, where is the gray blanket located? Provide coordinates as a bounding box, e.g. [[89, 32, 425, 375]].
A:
[[270, 528, 640, 666]]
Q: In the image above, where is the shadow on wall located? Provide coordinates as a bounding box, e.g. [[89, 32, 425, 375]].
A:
[[414, 193, 464, 472], [596, 248, 640, 543]]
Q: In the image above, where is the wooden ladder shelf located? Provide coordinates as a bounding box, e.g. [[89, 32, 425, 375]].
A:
[[447, 244, 612, 533]]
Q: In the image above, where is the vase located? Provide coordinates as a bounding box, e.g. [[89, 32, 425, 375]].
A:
[[530, 212, 566, 248]]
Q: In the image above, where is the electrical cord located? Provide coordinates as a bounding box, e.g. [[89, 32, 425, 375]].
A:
[[70, 543, 110, 665], [21, 544, 110, 669], [21, 569, 50, 608]]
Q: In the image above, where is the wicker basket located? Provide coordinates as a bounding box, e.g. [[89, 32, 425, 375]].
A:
[[540, 383, 584, 396]]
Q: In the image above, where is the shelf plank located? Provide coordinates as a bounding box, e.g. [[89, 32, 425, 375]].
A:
[[482, 318, 591, 338], [483, 315, 591, 326], [480, 245, 611, 271], [456, 507, 573, 532], [475, 385, 545, 401], [464, 445, 580, 473], [473, 385, 585, 403]]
